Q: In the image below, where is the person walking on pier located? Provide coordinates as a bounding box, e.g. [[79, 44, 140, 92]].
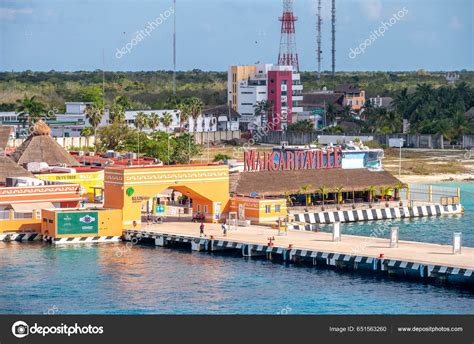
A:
[[200, 222, 205, 237], [222, 223, 227, 237]]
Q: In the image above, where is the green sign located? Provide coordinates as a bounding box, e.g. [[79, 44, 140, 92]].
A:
[[312, 108, 325, 115], [126, 187, 135, 196], [57, 211, 99, 235]]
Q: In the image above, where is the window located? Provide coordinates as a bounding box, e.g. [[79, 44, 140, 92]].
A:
[[204, 205, 208, 214], [270, 79, 275, 83], [265, 205, 271, 214], [281, 91, 287, 96], [282, 80, 288, 85], [275, 205, 281, 213], [197, 204, 201, 213]]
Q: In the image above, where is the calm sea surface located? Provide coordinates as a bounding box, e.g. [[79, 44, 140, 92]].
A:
[[0, 183, 473, 314]]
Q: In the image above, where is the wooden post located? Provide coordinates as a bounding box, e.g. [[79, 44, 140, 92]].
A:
[[428, 185, 433, 203]]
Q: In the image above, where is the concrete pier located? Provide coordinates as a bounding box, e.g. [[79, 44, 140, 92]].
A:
[[124, 222, 474, 287]]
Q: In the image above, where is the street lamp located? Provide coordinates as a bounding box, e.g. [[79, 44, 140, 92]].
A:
[[398, 138, 404, 178]]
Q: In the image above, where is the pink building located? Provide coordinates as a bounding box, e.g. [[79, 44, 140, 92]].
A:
[[268, 69, 293, 131]]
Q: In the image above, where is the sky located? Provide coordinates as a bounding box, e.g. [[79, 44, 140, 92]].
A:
[[0, 0, 472, 72]]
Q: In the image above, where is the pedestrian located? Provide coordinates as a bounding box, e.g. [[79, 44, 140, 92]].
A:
[[200, 222, 205, 237], [222, 223, 227, 237], [147, 212, 151, 225]]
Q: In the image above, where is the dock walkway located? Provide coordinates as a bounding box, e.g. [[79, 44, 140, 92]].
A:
[[124, 222, 474, 287]]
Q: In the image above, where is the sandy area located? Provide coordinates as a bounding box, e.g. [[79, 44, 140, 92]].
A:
[[399, 173, 474, 184]]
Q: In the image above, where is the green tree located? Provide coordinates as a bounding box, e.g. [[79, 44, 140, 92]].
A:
[[85, 104, 104, 143], [160, 111, 174, 133], [188, 97, 204, 133], [15, 95, 46, 126], [299, 184, 312, 206], [148, 112, 161, 132], [80, 126, 94, 147], [80, 85, 103, 105], [95, 121, 132, 152], [253, 100, 271, 127], [135, 112, 149, 132], [317, 185, 329, 208], [177, 102, 191, 132], [366, 185, 377, 204], [109, 103, 126, 123]]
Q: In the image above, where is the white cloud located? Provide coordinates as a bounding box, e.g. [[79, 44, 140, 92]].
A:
[[449, 16, 462, 30], [0, 7, 33, 19], [361, 0, 383, 20]]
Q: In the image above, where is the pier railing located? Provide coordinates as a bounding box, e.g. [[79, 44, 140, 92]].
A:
[[288, 200, 441, 214]]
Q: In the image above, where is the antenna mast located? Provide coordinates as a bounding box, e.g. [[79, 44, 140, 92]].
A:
[[277, 0, 299, 72]]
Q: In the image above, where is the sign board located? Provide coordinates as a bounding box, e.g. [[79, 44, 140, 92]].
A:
[[312, 108, 324, 115], [244, 148, 342, 172], [155, 205, 166, 213], [57, 211, 99, 235]]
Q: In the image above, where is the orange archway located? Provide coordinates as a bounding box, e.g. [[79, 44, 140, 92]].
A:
[[103, 164, 229, 229]]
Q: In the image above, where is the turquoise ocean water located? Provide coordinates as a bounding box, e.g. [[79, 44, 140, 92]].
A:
[[0, 183, 473, 314]]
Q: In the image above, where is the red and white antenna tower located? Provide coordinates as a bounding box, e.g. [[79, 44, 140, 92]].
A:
[[277, 0, 299, 72]]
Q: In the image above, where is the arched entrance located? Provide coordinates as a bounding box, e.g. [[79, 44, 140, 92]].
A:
[[103, 164, 229, 228]]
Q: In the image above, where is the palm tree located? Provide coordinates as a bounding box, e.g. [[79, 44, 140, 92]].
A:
[[177, 103, 191, 132], [134, 112, 149, 132], [253, 100, 271, 128], [188, 97, 204, 133], [317, 185, 329, 209], [394, 182, 407, 200], [85, 104, 104, 151], [160, 111, 174, 133], [15, 95, 46, 127], [80, 127, 94, 148], [283, 191, 294, 207], [341, 105, 352, 121], [109, 103, 126, 123], [379, 186, 393, 201], [160, 112, 174, 164], [299, 184, 312, 206], [366, 185, 377, 204], [334, 186, 344, 205], [148, 112, 161, 132]]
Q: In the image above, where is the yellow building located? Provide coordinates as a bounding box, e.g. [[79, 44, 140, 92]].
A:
[[36, 170, 104, 201], [41, 208, 122, 241], [228, 65, 257, 111], [230, 196, 287, 224], [104, 164, 230, 228]]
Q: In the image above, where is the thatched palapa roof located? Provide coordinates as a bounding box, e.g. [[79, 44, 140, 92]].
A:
[[0, 156, 35, 184], [10, 121, 80, 167], [0, 126, 14, 150], [231, 169, 402, 196]]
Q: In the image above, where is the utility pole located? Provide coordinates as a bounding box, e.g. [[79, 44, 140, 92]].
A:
[[173, 0, 177, 95], [331, 0, 336, 78], [317, 0, 322, 79]]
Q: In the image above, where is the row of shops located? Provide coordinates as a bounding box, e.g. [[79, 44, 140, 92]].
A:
[[0, 122, 463, 244]]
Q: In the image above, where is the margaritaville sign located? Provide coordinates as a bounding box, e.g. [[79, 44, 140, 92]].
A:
[[244, 148, 342, 172]]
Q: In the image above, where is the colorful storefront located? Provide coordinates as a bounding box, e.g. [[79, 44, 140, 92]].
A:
[[41, 208, 122, 242], [0, 184, 82, 233], [104, 164, 230, 228], [36, 169, 104, 201], [230, 196, 287, 224]]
